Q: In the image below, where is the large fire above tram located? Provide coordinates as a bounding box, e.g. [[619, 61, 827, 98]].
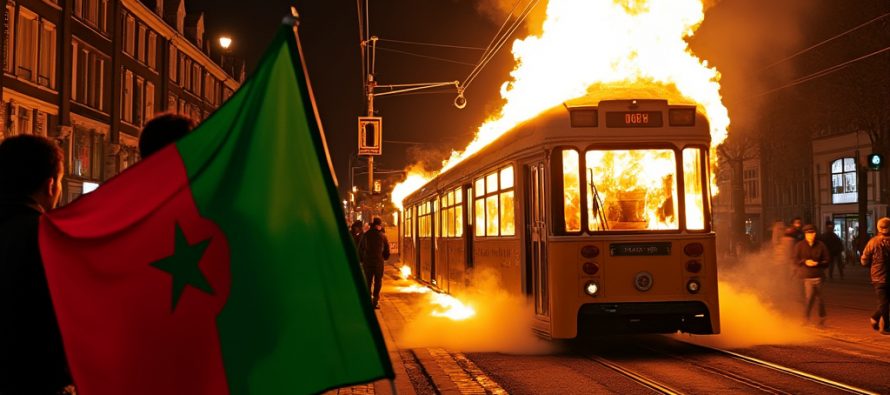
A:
[[393, 0, 730, 208]]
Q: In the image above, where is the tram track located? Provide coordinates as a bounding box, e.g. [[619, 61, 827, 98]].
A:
[[667, 338, 880, 395], [572, 335, 881, 395]]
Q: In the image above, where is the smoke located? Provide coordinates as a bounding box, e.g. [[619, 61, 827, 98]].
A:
[[684, 243, 817, 348], [394, 268, 555, 354], [691, 0, 814, 117], [456, 0, 548, 35]]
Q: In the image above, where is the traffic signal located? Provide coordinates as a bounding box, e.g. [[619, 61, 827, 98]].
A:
[[867, 153, 883, 170], [357, 116, 382, 155], [373, 180, 381, 194]]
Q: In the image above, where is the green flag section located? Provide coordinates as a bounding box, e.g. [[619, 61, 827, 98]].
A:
[[39, 21, 393, 395]]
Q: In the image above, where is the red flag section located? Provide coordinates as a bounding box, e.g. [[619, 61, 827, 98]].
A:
[[40, 147, 232, 395]]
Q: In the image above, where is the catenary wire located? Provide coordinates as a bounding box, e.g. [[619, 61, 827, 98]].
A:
[[377, 38, 486, 51], [375, 46, 477, 67], [761, 12, 890, 71]]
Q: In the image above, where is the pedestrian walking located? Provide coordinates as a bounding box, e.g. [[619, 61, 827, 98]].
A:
[[821, 220, 845, 280], [0, 135, 73, 394], [359, 217, 390, 309], [793, 224, 830, 327], [350, 220, 364, 254], [859, 217, 890, 335]]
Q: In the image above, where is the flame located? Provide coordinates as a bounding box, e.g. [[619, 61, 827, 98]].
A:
[[399, 265, 412, 280], [392, 0, 728, 211], [398, 284, 432, 294], [430, 292, 476, 321]]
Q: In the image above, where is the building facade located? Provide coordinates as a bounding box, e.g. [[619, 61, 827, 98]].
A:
[[0, 0, 240, 204]]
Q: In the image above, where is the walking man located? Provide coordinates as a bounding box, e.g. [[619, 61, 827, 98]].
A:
[[821, 220, 845, 280], [794, 224, 830, 327], [860, 217, 890, 335], [359, 217, 390, 309], [0, 135, 73, 394]]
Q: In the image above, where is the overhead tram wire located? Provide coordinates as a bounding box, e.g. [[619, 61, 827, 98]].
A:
[[377, 38, 486, 51], [462, 0, 525, 86], [375, 46, 477, 67], [754, 43, 890, 99], [462, 0, 540, 92], [761, 12, 890, 71]]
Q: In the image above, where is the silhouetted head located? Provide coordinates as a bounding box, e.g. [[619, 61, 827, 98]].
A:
[[0, 135, 64, 210], [138, 113, 196, 158]]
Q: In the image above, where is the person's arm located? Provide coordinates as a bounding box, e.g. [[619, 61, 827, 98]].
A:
[[793, 242, 807, 266], [383, 235, 390, 260], [817, 244, 830, 268], [861, 239, 873, 266]]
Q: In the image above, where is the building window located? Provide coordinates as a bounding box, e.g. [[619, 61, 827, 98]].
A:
[[831, 158, 857, 204], [72, 40, 106, 111], [15, 7, 38, 81], [147, 31, 157, 69], [72, 127, 103, 181], [122, 69, 133, 123], [4, 2, 15, 74], [474, 165, 515, 237], [169, 46, 178, 82], [38, 21, 55, 88], [744, 167, 759, 201], [124, 15, 135, 55], [145, 82, 155, 121], [76, 0, 109, 33], [137, 24, 146, 63], [134, 76, 144, 125]]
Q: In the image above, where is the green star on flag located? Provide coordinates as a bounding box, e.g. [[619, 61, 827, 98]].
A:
[[150, 223, 214, 312], [38, 16, 393, 395]]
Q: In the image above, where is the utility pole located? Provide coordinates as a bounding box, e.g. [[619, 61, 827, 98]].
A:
[[366, 36, 377, 194]]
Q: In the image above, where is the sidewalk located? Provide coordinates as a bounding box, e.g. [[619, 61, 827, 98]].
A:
[[325, 264, 507, 395]]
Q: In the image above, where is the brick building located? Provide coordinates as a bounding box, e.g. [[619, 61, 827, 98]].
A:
[[0, 0, 241, 204]]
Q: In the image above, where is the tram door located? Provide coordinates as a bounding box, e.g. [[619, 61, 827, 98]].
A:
[[527, 163, 549, 317]]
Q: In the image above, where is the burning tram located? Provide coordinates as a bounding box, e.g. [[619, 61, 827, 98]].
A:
[[400, 97, 720, 338]]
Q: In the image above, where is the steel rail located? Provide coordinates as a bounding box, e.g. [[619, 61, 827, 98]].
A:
[[636, 344, 791, 395], [688, 342, 879, 395], [588, 355, 683, 395]]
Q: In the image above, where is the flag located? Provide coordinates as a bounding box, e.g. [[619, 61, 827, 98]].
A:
[[39, 20, 393, 395]]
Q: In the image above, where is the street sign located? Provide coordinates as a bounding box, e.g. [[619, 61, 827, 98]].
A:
[[358, 116, 382, 156]]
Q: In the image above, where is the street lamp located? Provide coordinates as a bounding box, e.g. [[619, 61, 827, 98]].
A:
[[218, 36, 233, 72]]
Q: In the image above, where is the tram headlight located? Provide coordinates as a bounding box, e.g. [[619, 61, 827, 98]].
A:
[[686, 278, 701, 294], [584, 281, 600, 297]]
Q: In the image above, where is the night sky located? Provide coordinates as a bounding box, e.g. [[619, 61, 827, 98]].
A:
[[187, 0, 884, 197]]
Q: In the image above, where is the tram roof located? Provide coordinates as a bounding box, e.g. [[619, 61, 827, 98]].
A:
[[402, 93, 710, 204]]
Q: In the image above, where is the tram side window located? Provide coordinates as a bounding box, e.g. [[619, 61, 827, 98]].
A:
[[440, 187, 464, 237], [683, 148, 706, 231], [404, 206, 413, 238], [418, 202, 431, 237], [474, 165, 516, 237], [562, 149, 582, 232], [585, 149, 679, 231]]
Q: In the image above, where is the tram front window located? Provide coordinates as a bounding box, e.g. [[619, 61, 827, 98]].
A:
[[585, 149, 679, 231]]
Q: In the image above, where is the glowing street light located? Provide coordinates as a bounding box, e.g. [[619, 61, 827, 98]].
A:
[[218, 36, 232, 50]]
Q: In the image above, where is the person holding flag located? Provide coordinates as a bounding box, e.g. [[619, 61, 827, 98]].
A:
[[38, 13, 393, 395]]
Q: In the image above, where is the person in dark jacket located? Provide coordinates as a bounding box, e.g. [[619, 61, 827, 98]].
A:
[[350, 220, 364, 249], [793, 224, 830, 327], [785, 217, 804, 243], [821, 220, 845, 280], [359, 217, 390, 309], [860, 217, 890, 335], [0, 135, 72, 394]]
